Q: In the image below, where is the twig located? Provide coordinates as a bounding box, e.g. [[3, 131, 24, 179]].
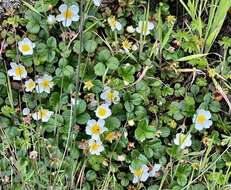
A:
[[125, 65, 152, 88]]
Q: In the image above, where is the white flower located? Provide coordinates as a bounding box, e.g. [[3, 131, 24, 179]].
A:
[[132, 44, 138, 51], [86, 119, 108, 140], [8, 63, 27, 81], [24, 79, 36, 92], [136, 21, 154, 36], [126, 25, 135, 33], [95, 103, 112, 119], [128, 120, 135, 126], [124, 80, 129, 85], [18, 38, 35, 56], [32, 108, 54, 122], [174, 133, 192, 149], [100, 86, 120, 104], [193, 109, 213, 131], [93, 0, 102, 7], [36, 74, 54, 93], [56, 4, 79, 27], [88, 139, 104, 155], [47, 15, 56, 25], [108, 16, 122, 31], [129, 164, 149, 184], [149, 164, 161, 177], [22, 108, 30, 116], [117, 155, 126, 161]]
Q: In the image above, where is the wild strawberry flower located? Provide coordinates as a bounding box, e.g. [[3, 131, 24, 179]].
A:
[[36, 74, 54, 93], [126, 25, 135, 33], [22, 108, 30, 116], [95, 103, 112, 119], [84, 80, 94, 90], [136, 21, 154, 36], [8, 63, 27, 81], [24, 79, 36, 92], [100, 86, 120, 104], [93, 0, 102, 7], [18, 38, 35, 56], [107, 16, 122, 31], [122, 39, 133, 52], [193, 109, 213, 131], [174, 133, 192, 149], [47, 15, 56, 25], [132, 44, 138, 51], [105, 132, 115, 143], [86, 119, 108, 140], [88, 139, 104, 155], [56, 4, 79, 27], [149, 164, 161, 177], [32, 108, 54, 122], [129, 164, 149, 184]]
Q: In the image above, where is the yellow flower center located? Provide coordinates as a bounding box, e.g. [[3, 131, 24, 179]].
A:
[[39, 109, 48, 119], [91, 123, 101, 135], [179, 134, 186, 145], [15, 66, 24, 76], [98, 107, 107, 117], [108, 16, 117, 28], [21, 44, 31, 52], [41, 80, 50, 88], [27, 80, 35, 89], [84, 81, 94, 90], [106, 92, 114, 101], [90, 142, 100, 151], [105, 132, 114, 142], [134, 168, 143, 177], [197, 114, 206, 124], [64, 9, 73, 19], [122, 39, 132, 50], [166, 15, 176, 23]]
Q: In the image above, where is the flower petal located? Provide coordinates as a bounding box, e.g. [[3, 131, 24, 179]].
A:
[[71, 5, 79, 13], [59, 4, 67, 12]]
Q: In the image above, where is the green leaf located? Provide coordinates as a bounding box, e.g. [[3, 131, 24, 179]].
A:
[[94, 62, 106, 76], [76, 99, 86, 115], [135, 119, 155, 142], [1, 106, 15, 117], [135, 127, 146, 142], [97, 49, 111, 62], [160, 127, 170, 137], [26, 22, 40, 33], [106, 117, 121, 130], [0, 72, 6, 85], [25, 11, 41, 34], [144, 146, 154, 158], [106, 57, 119, 70], [63, 65, 74, 77], [76, 113, 90, 124], [118, 64, 136, 83], [44, 116, 63, 133], [86, 170, 97, 181], [47, 37, 57, 49], [73, 40, 84, 54], [84, 40, 97, 53], [209, 101, 221, 112], [130, 93, 143, 105], [121, 178, 129, 186], [124, 101, 134, 112], [176, 165, 192, 186]]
